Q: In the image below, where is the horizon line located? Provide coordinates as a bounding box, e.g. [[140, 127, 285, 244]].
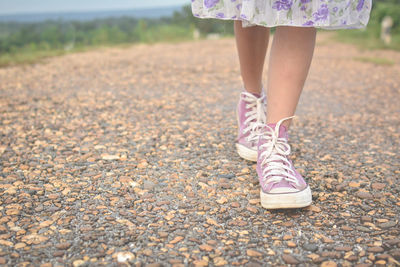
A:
[[0, 4, 187, 16]]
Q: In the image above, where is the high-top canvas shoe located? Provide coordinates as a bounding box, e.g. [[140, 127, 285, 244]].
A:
[[256, 117, 312, 209], [236, 91, 266, 161]]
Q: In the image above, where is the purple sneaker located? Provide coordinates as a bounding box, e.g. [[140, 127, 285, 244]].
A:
[[256, 116, 312, 209], [236, 91, 266, 161]]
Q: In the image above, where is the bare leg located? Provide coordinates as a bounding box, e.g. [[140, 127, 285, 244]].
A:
[[266, 26, 316, 128], [234, 21, 270, 95]]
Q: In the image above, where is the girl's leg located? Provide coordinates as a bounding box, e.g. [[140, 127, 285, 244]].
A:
[[234, 21, 270, 95], [257, 26, 316, 209], [266, 26, 316, 128]]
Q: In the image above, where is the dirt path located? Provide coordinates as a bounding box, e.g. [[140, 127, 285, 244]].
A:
[[0, 33, 399, 266]]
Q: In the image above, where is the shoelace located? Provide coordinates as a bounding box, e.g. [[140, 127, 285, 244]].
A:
[[241, 92, 267, 144], [258, 116, 300, 187]]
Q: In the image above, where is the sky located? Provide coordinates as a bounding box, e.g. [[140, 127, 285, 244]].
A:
[[0, 0, 190, 15]]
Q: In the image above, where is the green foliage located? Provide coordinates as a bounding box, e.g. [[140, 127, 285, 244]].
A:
[[370, 2, 400, 34], [353, 56, 395, 65], [0, 4, 236, 66], [170, 5, 234, 36]]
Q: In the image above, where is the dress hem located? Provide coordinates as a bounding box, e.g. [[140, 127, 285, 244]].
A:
[[193, 14, 368, 30]]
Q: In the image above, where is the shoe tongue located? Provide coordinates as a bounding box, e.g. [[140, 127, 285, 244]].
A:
[[266, 123, 288, 139]]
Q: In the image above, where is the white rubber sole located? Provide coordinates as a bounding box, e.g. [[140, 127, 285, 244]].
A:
[[236, 143, 257, 162], [260, 186, 312, 209]]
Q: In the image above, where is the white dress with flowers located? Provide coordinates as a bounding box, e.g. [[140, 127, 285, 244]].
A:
[[191, 0, 371, 29]]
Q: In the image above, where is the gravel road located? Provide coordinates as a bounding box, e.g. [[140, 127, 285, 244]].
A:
[[0, 33, 399, 266]]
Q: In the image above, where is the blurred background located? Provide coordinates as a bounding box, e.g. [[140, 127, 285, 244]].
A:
[[0, 0, 399, 67]]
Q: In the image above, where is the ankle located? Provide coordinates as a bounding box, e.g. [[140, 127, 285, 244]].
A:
[[244, 85, 263, 97]]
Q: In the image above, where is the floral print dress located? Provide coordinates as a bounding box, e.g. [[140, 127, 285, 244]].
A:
[[191, 0, 371, 29]]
